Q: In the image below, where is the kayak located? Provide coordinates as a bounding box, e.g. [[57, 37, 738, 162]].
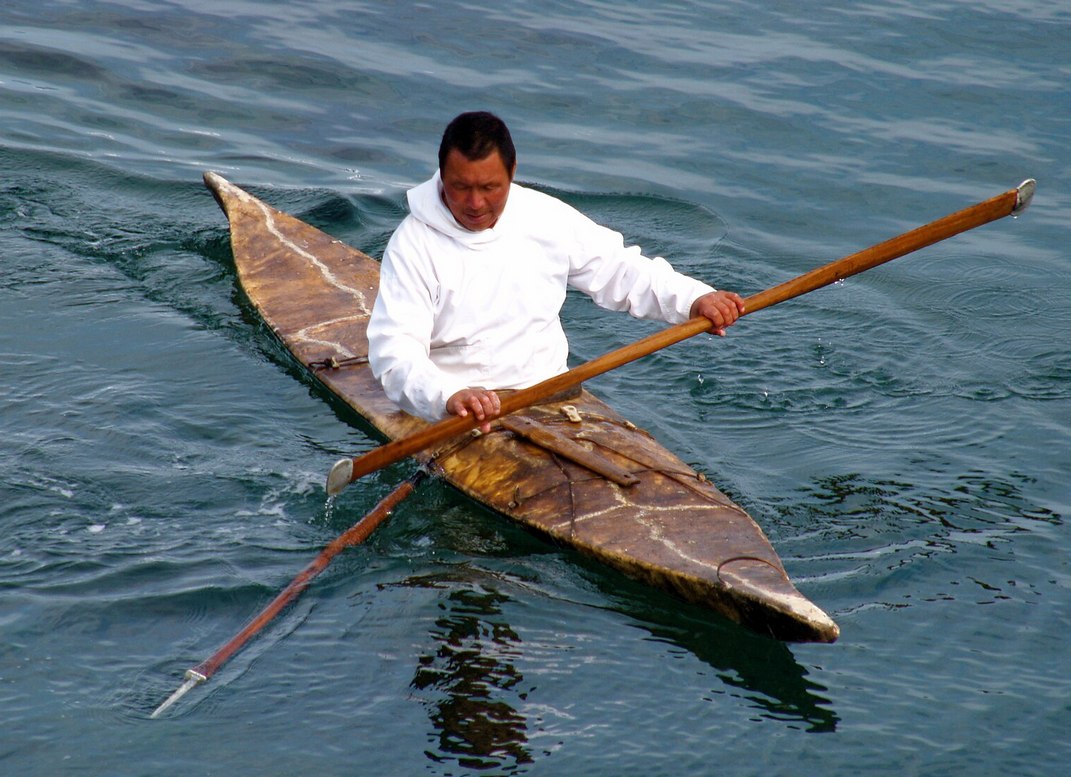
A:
[[204, 171, 839, 643]]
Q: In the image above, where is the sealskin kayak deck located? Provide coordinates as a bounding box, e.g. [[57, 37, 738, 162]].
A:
[[204, 172, 839, 643]]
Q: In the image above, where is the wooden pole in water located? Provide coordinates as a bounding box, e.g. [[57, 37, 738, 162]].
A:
[[326, 179, 1035, 497], [151, 470, 426, 718]]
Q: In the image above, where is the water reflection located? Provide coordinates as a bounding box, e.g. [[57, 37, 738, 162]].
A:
[[392, 562, 839, 775], [402, 577, 533, 772], [603, 587, 840, 734]]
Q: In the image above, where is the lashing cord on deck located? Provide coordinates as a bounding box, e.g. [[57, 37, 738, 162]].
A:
[[308, 354, 369, 371]]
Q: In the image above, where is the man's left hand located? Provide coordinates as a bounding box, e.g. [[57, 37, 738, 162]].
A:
[[690, 290, 746, 336]]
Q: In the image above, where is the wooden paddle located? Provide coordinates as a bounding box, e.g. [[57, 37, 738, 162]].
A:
[[326, 178, 1035, 497], [151, 470, 426, 718]]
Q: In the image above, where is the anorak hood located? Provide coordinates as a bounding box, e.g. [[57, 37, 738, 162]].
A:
[[406, 170, 514, 247]]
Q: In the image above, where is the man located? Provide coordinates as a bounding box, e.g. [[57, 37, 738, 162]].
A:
[[367, 111, 744, 431]]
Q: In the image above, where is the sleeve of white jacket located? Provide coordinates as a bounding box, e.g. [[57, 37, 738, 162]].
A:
[[564, 205, 715, 323], [367, 229, 468, 422]]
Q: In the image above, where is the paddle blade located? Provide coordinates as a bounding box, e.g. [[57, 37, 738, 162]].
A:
[[327, 458, 354, 496], [1014, 178, 1036, 214], [150, 670, 206, 719]]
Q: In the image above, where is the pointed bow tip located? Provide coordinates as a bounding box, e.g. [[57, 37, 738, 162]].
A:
[[719, 558, 839, 643], [808, 610, 840, 644], [771, 592, 839, 643], [203, 170, 227, 190], [203, 171, 257, 215]]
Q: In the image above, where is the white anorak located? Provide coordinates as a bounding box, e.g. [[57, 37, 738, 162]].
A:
[[367, 171, 715, 421]]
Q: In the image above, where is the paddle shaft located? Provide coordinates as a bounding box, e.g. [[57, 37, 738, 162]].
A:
[[151, 471, 424, 717], [335, 180, 1034, 491]]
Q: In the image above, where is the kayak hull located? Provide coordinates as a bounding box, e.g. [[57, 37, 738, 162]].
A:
[[205, 171, 838, 643]]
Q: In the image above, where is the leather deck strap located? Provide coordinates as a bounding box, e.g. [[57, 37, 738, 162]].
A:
[[499, 416, 640, 487]]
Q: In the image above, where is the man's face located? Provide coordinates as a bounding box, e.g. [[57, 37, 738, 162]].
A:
[[440, 147, 514, 231]]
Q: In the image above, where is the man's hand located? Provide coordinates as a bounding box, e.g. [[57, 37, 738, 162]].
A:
[[690, 290, 746, 336], [446, 387, 502, 434]]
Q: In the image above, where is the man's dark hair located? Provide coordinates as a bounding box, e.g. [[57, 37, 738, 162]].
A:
[[438, 111, 516, 175]]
